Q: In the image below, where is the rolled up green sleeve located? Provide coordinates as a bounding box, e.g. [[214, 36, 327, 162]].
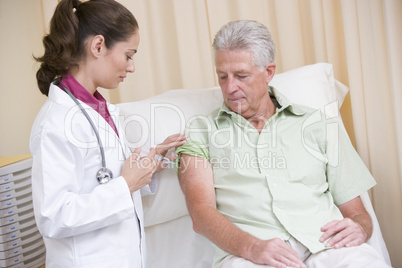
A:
[[175, 114, 213, 173]]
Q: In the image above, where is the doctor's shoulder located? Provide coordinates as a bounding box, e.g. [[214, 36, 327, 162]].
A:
[[30, 84, 92, 143]]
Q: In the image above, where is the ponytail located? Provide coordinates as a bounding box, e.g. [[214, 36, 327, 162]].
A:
[[34, 0, 138, 96], [35, 0, 81, 96]]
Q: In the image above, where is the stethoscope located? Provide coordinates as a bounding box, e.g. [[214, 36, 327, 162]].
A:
[[60, 82, 113, 184]]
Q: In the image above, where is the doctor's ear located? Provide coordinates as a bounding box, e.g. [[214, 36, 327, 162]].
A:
[[89, 35, 106, 58]]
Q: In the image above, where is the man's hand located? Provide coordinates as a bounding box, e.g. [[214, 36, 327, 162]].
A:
[[320, 196, 372, 249], [246, 238, 305, 268], [320, 218, 367, 248]]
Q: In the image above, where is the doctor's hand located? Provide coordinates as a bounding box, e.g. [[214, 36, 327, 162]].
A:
[[121, 147, 157, 194], [154, 133, 187, 173]]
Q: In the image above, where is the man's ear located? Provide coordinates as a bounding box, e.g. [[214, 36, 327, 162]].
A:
[[265, 63, 276, 84], [89, 35, 105, 58]]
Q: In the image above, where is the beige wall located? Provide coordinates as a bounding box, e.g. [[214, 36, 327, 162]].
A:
[[0, 0, 47, 156]]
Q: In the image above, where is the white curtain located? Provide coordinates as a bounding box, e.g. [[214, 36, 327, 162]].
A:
[[1, 0, 400, 266]]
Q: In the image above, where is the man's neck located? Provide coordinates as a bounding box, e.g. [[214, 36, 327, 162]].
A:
[[246, 98, 277, 133]]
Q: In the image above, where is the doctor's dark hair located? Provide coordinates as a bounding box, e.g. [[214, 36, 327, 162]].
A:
[[212, 20, 276, 71], [35, 0, 138, 96]]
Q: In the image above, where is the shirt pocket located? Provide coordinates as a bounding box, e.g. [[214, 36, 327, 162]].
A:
[[283, 150, 327, 186], [209, 146, 234, 173]]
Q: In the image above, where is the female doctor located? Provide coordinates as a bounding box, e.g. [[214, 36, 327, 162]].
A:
[[30, 0, 186, 267]]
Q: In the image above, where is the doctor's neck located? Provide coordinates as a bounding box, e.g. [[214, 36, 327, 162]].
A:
[[69, 68, 98, 95]]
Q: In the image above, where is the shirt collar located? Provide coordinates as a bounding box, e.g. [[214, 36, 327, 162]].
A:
[[58, 72, 107, 112], [215, 86, 305, 126]]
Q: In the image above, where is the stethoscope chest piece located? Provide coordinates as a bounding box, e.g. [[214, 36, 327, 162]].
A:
[[60, 81, 115, 185], [96, 167, 113, 184]]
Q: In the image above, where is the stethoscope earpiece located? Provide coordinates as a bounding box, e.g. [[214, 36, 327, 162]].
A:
[[96, 167, 113, 184]]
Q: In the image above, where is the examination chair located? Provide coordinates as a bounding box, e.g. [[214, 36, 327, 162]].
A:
[[117, 63, 391, 268]]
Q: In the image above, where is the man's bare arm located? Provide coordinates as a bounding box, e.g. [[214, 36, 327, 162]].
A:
[[178, 154, 305, 268]]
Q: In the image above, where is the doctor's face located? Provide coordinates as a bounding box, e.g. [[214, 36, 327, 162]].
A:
[[215, 49, 275, 120], [96, 31, 140, 89]]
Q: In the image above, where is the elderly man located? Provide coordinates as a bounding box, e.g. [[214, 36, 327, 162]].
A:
[[176, 20, 389, 268]]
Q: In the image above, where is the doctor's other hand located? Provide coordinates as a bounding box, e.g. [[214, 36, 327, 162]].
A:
[[121, 147, 157, 194], [156, 133, 187, 156], [154, 133, 187, 173]]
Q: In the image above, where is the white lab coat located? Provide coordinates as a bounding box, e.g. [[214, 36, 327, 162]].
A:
[[30, 83, 153, 267]]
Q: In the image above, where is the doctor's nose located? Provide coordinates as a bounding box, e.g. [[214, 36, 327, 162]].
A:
[[126, 62, 135, 73]]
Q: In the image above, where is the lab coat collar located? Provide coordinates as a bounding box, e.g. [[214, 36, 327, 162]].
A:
[[48, 83, 125, 150]]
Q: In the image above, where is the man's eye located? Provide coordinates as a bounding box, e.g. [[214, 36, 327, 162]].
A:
[[127, 55, 133, 60]]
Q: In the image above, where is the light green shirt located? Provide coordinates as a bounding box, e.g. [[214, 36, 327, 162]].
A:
[[176, 86, 376, 267]]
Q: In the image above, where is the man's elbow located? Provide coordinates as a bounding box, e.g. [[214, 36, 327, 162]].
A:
[[192, 220, 203, 234], [188, 205, 211, 235]]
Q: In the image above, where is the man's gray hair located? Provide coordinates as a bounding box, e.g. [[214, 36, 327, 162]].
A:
[[212, 20, 276, 71]]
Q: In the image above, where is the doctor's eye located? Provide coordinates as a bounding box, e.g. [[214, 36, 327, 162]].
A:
[[126, 55, 133, 61]]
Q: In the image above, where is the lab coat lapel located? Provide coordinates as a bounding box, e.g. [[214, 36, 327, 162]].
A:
[[108, 103, 132, 159], [79, 102, 127, 161], [50, 85, 128, 160], [108, 104, 147, 237]]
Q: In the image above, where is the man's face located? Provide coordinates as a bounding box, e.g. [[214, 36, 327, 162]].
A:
[[215, 49, 275, 120]]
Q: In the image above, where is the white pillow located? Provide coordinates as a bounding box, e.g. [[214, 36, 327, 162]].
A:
[[117, 63, 349, 227], [118, 88, 223, 227]]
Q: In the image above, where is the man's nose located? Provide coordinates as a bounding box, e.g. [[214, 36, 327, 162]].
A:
[[226, 76, 237, 93]]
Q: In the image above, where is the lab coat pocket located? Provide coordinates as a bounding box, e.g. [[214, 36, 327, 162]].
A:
[[77, 248, 128, 267], [74, 225, 134, 268]]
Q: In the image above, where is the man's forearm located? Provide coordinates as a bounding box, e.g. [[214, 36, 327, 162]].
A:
[[179, 155, 305, 268], [321, 196, 374, 248], [189, 203, 258, 259], [351, 213, 373, 241], [178, 154, 257, 260]]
